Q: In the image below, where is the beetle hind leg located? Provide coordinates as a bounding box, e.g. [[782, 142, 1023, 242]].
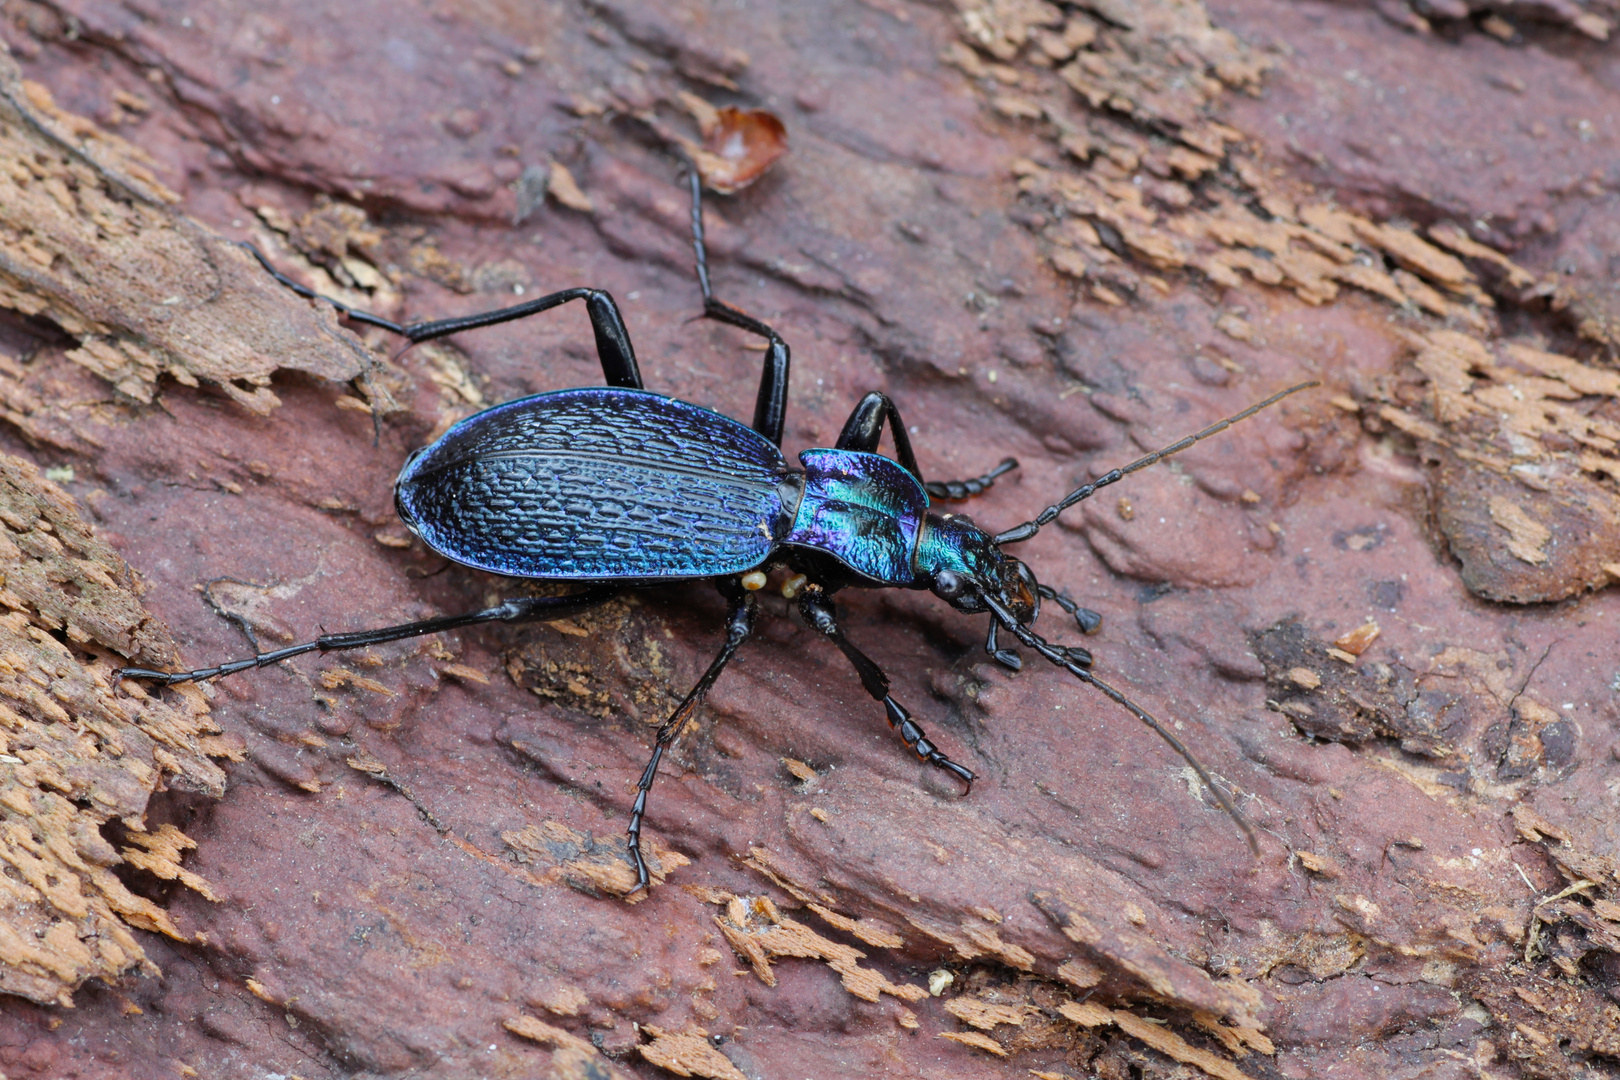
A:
[[625, 591, 758, 895], [115, 589, 620, 686]]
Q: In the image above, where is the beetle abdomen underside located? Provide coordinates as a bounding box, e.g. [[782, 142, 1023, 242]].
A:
[[396, 387, 790, 579]]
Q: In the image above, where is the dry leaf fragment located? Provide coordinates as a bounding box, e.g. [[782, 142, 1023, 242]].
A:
[[686, 106, 788, 193], [547, 162, 594, 213]]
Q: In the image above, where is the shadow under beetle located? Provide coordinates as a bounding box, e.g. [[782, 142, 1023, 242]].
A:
[[118, 171, 1313, 893]]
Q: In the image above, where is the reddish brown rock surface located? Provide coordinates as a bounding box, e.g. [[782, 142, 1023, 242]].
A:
[[0, 0, 1617, 1078]]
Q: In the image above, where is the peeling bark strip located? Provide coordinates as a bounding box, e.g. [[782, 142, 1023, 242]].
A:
[[712, 894, 929, 1004], [0, 47, 370, 412], [0, 453, 231, 1004], [1060, 999, 1256, 1080]]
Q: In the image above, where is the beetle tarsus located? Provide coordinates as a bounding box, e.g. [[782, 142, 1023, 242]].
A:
[[1037, 585, 1102, 635], [925, 457, 1019, 501]]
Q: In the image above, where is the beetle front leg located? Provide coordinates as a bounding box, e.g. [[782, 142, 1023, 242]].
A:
[[985, 619, 1022, 671], [926, 458, 1019, 501], [625, 589, 757, 895], [1037, 584, 1102, 635], [834, 391, 1018, 499], [797, 588, 974, 791]]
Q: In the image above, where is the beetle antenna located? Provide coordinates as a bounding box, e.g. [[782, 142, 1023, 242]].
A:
[[994, 381, 1318, 545], [981, 595, 1260, 855]]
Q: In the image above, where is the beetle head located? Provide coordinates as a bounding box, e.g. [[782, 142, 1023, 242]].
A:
[[917, 512, 1039, 622]]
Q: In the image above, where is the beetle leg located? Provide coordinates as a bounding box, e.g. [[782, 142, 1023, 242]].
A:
[[926, 458, 1019, 501], [1027, 586, 1098, 666], [1036, 584, 1102, 635], [832, 391, 1017, 499], [835, 392, 925, 483], [797, 589, 975, 792], [626, 591, 757, 895], [985, 619, 1021, 672], [114, 588, 619, 686], [684, 171, 792, 445], [239, 242, 644, 389]]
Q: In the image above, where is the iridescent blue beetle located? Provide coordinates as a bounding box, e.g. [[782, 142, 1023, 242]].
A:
[[120, 172, 1309, 891]]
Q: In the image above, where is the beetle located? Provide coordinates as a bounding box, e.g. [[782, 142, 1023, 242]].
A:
[[118, 170, 1312, 892]]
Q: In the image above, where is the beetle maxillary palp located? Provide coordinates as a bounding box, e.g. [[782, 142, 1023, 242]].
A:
[[779, 573, 808, 599], [740, 570, 768, 591]]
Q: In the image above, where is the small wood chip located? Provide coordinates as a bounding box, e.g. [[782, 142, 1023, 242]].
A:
[[780, 756, 817, 782], [638, 1026, 747, 1080], [438, 663, 489, 684], [1333, 621, 1380, 656], [1488, 496, 1551, 565], [1287, 667, 1321, 690], [1296, 851, 1342, 878], [1326, 647, 1358, 664], [939, 1030, 1008, 1057], [945, 996, 1033, 1030], [1057, 1000, 1256, 1080], [1215, 313, 1255, 341], [504, 1014, 596, 1055]]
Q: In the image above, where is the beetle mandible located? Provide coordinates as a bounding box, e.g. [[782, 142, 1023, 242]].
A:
[[118, 170, 1313, 893]]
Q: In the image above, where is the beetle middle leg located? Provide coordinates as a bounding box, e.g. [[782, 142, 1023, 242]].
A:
[[834, 391, 1018, 499], [241, 245, 646, 390], [797, 588, 974, 791], [626, 587, 758, 893], [684, 169, 792, 447]]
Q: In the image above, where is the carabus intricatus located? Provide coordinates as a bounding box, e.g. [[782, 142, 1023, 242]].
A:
[[118, 170, 1313, 892]]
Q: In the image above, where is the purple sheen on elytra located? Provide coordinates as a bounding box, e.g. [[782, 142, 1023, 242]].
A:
[[782, 448, 928, 585], [395, 387, 790, 579]]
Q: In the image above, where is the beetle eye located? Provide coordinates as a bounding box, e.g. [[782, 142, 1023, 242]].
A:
[[933, 571, 966, 599]]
